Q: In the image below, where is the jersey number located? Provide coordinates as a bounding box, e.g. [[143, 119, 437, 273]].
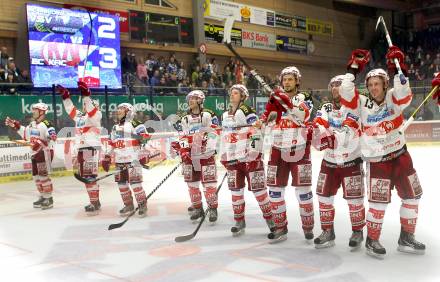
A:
[[364, 99, 374, 109]]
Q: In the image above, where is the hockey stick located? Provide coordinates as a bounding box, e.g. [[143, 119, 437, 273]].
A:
[[10, 140, 32, 147], [74, 152, 162, 184], [399, 85, 439, 134], [108, 162, 182, 230], [376, 16, 407, 85], [175, 172, 228, 243], [222, 16, 292, 116]]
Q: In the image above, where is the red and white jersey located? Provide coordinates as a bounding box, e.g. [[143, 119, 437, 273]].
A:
[[340, 73, 412, 160], [62, 96, 102, 149], [108, 120, 148, 163], [220, 104, 261, 162], [18, 119, 57, 155], [314, 103, 361, 164], [179, 109, 219, 154], [271, 92, 313, 149]]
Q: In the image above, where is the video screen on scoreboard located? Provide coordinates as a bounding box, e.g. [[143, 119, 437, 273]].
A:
[[26, 4, 122, 88]]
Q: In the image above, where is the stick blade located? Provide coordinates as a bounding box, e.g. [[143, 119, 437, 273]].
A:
[[108, 222, 124, 230], [73, 173, 94, 184], [175, 233, 196, 243], [375, 16, 382, 30], [223, 15, 235, 44]]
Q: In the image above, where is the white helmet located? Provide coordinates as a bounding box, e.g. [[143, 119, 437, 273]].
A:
[[117, 103, 135, 121], [229, 84, 249, 99], [328, 75, 345, 91], [186, 90, 205, 103], [365, 68, 389, 86], [32, 102, 49, 113], [280, 66, 301, 85]]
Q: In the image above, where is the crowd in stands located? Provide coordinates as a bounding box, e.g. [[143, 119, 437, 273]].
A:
[[0, 46, 32, 95], [121, 51, 275, 96], [371, 25, 440, 86]]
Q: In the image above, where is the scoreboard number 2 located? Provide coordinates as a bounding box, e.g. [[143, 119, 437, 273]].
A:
[[97, 16, 117, 69]]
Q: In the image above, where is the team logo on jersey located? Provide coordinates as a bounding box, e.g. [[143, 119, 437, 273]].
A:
[[367, 108, 395, 123], [76, 119, 86, 127], [246, 116, 257, 124], [30, 129, 40, 136]]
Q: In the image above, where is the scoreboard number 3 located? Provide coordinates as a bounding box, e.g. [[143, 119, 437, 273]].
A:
[[97, 16, 117, 69]]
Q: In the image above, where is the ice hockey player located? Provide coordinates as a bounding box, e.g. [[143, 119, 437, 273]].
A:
[[102, 103, 150, 217], [57, 82, 103, 215], [219, 84, 275, 236], [5, 103, 57, 209], [170, 90, 219, 223], [257, 66, 315, 243], [311, 75, 365, 250], [340, 46, 425, 259]]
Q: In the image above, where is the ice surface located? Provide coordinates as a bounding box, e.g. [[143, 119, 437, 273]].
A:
[[0, 146, 439, 282]]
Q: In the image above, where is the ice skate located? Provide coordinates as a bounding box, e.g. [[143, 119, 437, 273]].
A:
[[190, 207, 204, 222], [208, 208, 217, 224], [85, 201, 101, 216], [268, 227, 288, 244], [33, 196, 44, 208], [41, 197, 53, 210], [231, 220, 246, 237], [137, 203, 148, 218], [349, 230, 364, 250], [314, 229, 335, 249], [397, 230, 425, 255], [365, 237, 386, 259], [119, 204, 135, 217]]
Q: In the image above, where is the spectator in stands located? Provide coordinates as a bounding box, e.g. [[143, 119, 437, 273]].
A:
[[145, 53, 157, 78], [224, 57, 235, 73], [136, 58, 148, 85], [150, 70, 161, 87], [201, 63, 211, 82], [222, 66, 234, 86], [3, 71, 19, 94], [122, 52, 130, 72], [0, 46, 8, 68], [128, 53, 137, 73], [415, 45, 424, 64], [425, 53, 433, 66], [167, 55, 178, 74], [419, 60, 428, 78], [434, 53, 440, 67], [209, 58, 219, 74], [415, 69, 425, 81], [177, 78, 190, 95], [177, 61, 187, 81], [191, 65, 200, 85], [167, 73, 178, 94], [2, 60, 20, 81], [408, 64, 417, 81]]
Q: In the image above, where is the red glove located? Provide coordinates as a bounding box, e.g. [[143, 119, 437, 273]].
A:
[[312, 130, 336, 151], [347, 49, 370, 74], [386, 46, 407, 76], [78, 81, 91, 97], [102, 154, 111, 172], [180, 148, 191, 163], [31, 140, 43, 152], [170, 141, 181, 154], [272, 88, 294, 110], [139, 154, 149, 166], [5, 116, 21, 130], [260, 89, 293, 123], [56, 84, 71, 100], [432, 72, 440, 105]]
